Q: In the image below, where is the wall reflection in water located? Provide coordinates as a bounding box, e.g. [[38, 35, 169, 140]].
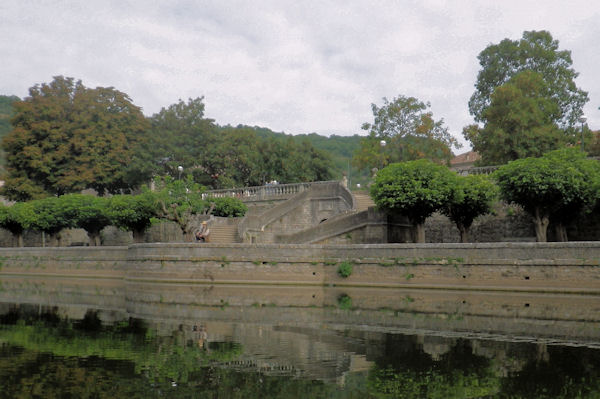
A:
[[0, 276, 599, 397]]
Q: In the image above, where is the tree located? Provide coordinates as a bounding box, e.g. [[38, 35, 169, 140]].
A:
[[29, 196, 76, 246], [370, 160, 457, 243], [107, 192, 158, 243], [153, 176, 210, 240], [442, 175, 498, 242], [59, 194, 111, 246], [469, 30, 588, 130], [464, 71, 564, 165], [1, 76, 149, 200], [493, 148, 600, 242], [0, 202, 35, 247], [354, 95, 460, 173]]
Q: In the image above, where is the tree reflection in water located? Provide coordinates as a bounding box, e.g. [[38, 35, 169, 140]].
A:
[[1, 307, 599, 398]]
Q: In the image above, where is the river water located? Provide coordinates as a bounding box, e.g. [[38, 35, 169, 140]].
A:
[[1, 276, 599, 398]]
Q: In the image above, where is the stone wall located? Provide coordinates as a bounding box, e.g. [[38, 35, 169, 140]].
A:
[[1, 242, 598, 294]]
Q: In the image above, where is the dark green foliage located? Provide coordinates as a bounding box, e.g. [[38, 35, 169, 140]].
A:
[[465, 71, 566, 165], [1, 76, 149, 200], [337, 293, 353, 309], [144, 99, 335, 189], [354, 95, 460, 173], [106, 192, 158, 242], [0, 95, 19, 173], [370, 160, 457, 242], [493, 148, 600, 242], [469, 30, 588, 130], [210, 197, 248, 217], [58, 194, 111, 246], [442, 175, 499, 242], [337, 261, 353, 278]]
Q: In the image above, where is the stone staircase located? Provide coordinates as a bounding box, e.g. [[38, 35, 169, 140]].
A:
[[208, 224, 241, 243], [353, 192, 374, 211]]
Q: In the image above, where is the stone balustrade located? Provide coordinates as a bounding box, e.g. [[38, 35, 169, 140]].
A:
[[203, 180, 340, 202]]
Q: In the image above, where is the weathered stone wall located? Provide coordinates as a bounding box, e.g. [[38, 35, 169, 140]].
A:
[[1, 243, 598, 294]]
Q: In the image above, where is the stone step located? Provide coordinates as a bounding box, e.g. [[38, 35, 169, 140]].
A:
[[353, 192, 374, 212], [208, 224, 240, 243]]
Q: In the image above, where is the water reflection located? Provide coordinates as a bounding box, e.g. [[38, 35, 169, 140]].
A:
[[1, 275, 600, 397], [1, 303, 600, 398]]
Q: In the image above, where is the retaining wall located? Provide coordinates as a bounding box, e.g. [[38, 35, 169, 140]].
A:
[[1, 242, 598, 293]]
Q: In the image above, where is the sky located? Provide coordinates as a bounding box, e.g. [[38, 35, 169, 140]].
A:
[[2, 0, 599, 151]]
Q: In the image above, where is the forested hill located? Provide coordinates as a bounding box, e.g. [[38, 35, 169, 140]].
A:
[[233, 125, 369, 187]]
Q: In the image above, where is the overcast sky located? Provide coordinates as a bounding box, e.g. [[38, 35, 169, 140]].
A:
[[2, 1, 599, 150]]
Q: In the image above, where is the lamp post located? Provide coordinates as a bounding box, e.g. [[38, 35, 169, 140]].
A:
[[177, 165, 183, 180], [579, 116, 587, 152], [380, 140, 387, 170]]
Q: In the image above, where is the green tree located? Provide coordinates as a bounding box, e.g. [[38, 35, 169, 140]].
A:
[[29, 196, 76, 246], [153, 176, 209, 240], [0, 202, 35, 247], [59, 194, 111, 246], [1, 76, 149, 200], [493, 148, 600, 242], [464, 71, 564, 165], [469, 30, 588, 130], [442, 175, 498, 243], [0, 95, 19, 172], [107, 192, 158, 243], [370, 160, 457, 243], [354, 95, 460, 173]]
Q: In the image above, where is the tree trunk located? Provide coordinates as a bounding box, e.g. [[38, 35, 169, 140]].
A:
[[412, 223, 425, 243], [457, 223, 470, 243], [533, 208, 549, 242], [132, 229, 145, 243], [554, 223, 568, 242], [16, 233, 23, 248], [87, 231, 101, 246]]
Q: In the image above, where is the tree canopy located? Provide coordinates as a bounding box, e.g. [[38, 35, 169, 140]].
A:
[[468, 30, 588, 130], [1, 76, 149, 200], [493, 148, 600, 242], [370, 160, 457, 242], [145, 98, 334, 188], [354, 95, 460, 173], [442, 174, 498, 242], [464, 71, 565, 165]]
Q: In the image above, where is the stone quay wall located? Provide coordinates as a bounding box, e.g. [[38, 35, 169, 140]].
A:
[[0, 242, 598, 294]]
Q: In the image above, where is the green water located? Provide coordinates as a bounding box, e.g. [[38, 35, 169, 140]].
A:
[[1, 305, 600, 398]]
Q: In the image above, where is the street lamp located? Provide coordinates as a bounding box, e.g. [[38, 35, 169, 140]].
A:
[[177, 165, 183, 179], [579, 116, 587, 152]]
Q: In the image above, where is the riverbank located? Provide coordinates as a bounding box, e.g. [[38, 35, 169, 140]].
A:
[[0, 242, 598, 293]]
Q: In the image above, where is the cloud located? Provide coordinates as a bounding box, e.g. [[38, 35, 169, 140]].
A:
[[1, 0, 599, 144]]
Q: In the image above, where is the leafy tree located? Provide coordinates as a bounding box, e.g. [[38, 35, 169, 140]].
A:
[[210, 197, 248, 217], [107, 192, 158, 243], [464, 71, 565, 165], [0, 95, 19, 172], [1, 76, 149, 200], [59, 194, 111, 246], [355, 95, 460, 173], [469, 30, 588, 130], [370, 160, 457, 242], [153, 176, 209, 240], [0, 202, 35, 247], [442, 175, 498, 242], [493, 148, 600, 242], [29, 196, 76, 246]]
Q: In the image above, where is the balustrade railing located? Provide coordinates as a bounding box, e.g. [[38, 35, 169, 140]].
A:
[[203, 180, 339, 201]]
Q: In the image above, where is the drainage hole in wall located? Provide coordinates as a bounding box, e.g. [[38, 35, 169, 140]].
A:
[[262, 261, 268, 265], [524, 276, 530, 280], [462, 300, 466, 304], [312, 294, 316, 298], [462, 275, 466, 279], [312, 272, 316, 276], [524, 303, 530, 307]]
